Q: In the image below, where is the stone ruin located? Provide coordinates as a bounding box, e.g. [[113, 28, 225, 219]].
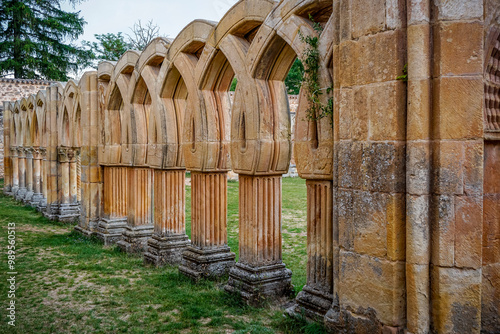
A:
[[2, 0, 499, 333]]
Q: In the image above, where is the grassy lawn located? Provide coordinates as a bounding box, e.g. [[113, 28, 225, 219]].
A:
[[0, 178, 325, 334]]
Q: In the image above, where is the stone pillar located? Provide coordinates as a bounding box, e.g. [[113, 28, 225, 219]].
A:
[[286, 180, 333, 319], [23, 147, 34, 203], [117, 167, 154, 253], [69, 148, 79, 204], [96, 166, 128, 245], [225, 175, 292, 305], [179, 172, 235, 280], [15, 147, 27, 201], [145, 169, 190, 266], [30, 147, 44, 206], [57, 147, 80, 222], [10, 147, 19, 195], [37, 147, 48, 210]]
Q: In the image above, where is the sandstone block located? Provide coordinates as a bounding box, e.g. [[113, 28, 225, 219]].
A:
[[454, 195, 483, 269], [339, 250, 406, 326], [433, 22, 483, 76], [432, 77, 483, 140], [431, 266, 482, 334]]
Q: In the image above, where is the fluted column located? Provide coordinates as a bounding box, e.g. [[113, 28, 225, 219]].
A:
[[15, 147, 27, 200], [10, 147, 19, 195], [179, 172, 235, 279], [30, 147, 44, 206], [57, 147, 80, 222], [96, 166, 129, 245], [117, 167, 154, 253], [69, 148, 79, 204], [225, 175, 292, 304], [24, 147, 34, 203], [293, 180, 334, 318], [37, 147, 48, 210], [144, 169, 190, 266]]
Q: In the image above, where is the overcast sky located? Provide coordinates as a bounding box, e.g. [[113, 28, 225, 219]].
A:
[[62, 0, 239, 44]]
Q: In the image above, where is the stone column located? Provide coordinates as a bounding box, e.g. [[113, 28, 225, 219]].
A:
[[24, 147, 34, 203], [10, 147, 19, 195], [145, 169, 190, 266], [37, 147, 48, 210], [30, 147, 44, 206], [225, 175, 292, 305], [69, 148, 79, 204], [179, 172, 235, 280], [117, 167, 154, 253], [57, 147, 80, 222], [288, 180, 334, 318], [96, 166, 129, 245], [15, 147, 27, 201]]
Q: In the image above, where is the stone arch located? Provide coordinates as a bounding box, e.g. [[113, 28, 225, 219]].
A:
[[129, 39, 167, 166], [35, 90, 47, 148], [162, 20, 216, 171], [485, 26, 500, 131], [59, 80, 79, 147]]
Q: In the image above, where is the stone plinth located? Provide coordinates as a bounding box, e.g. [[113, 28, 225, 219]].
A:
[[225, 175, 292, 304], [288, 180, 333, 319], [95, 167, 128, 245], [179, 172, 235, 279], [144, 170, 189, 266], [117, 168, 153, 253]]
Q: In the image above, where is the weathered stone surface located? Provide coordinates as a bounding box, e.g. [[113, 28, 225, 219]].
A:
[[339, 250, 406, 327], [2, 1, 498, 333]]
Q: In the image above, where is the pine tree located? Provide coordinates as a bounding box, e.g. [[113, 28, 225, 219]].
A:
[[0, 0, 92, 80]]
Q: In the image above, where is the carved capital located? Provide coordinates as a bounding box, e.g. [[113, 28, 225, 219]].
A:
[[32, 147, 42, 160], [25, 147, 34, 159]]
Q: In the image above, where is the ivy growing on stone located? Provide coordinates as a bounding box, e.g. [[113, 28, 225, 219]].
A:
[[299, 15, 333, 125]]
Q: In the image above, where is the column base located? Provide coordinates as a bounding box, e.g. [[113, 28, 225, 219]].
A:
[[37, 199, 47, 212], [224, 262, 293, 306], [286, 285, 333, 320], [57, 203, 80, 223], [23, 190, 34, 204], [179, 246, 235, 280], [43, 204, 60, 220], [3, 185, 12, 195], [95, 217, 128, 245], [74, 225, 94, 238], [144, 233, 190, 267], [15, 187, 27, 201], [10, 186, 19, 197], [29, 193, 44, 207], [117, 224, 154, 254]]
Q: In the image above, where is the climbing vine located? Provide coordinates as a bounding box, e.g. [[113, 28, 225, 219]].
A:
[[397, 63, 408, 82], [299, 15, 333, 124]]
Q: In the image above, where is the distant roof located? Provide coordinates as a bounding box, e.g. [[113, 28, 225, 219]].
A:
[[0, 78, 53, 85]]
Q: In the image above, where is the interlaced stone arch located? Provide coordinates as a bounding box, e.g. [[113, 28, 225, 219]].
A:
[[3, 1, 499, 333]]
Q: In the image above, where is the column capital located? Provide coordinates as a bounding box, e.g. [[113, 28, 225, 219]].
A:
[[39, 147, 47, 157], [17, 147, 26, 158], [10, 146, 18, 156], [32, 147, 42, 159], [58, 146, 72, 163], [25, 147, 34, 159]]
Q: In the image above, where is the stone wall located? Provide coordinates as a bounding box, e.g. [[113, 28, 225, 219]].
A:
[[0, 78, 52, 179], [2, 1, 499, 333]]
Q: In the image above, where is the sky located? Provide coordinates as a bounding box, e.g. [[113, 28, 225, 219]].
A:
[[62, 0, 239, 44]]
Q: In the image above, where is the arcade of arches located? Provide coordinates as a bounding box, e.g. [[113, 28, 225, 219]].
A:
[[2, 0, 499, 333]]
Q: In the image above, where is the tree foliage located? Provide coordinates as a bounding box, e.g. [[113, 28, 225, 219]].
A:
[[285, 58, 304, 95], [83, 32, 130, 63], [0, 0, 93, 80], [84, 20, 164, 67]]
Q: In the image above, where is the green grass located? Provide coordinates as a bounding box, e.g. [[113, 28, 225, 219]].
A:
[[0, 178, 325, 334]]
